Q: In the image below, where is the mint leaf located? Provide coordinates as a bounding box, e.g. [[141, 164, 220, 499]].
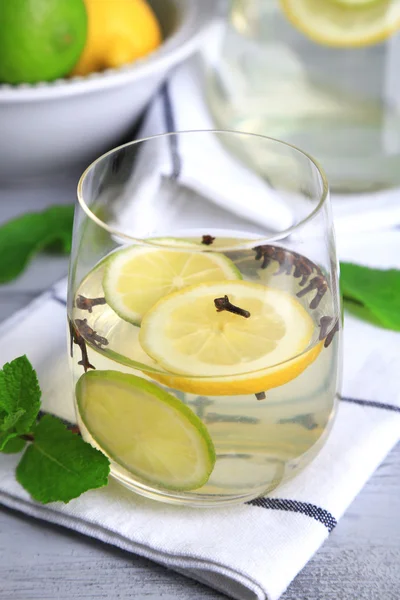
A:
[[16, 415, 110, 503], [0, 408, 25, 432], [1, 436, 26, 454], [0, 356, 41, 450], [0, 356, 110, 501], [0, 431, 18, 450], [341, 297, 383, 329], [341, 262, 400, 331], [0, 204, 74, 283]]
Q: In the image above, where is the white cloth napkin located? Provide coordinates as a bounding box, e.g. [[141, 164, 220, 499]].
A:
[[0, 229, 399, 600], [115, 58, 294, 240], [135, 56, 400, 238]]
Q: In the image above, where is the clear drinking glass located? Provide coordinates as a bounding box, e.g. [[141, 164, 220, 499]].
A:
[[206, 0, 400, 193], [67, 131, 341, 507]]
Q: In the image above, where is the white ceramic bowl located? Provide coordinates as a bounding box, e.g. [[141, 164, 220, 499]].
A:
[[0, 0, 214, 183]]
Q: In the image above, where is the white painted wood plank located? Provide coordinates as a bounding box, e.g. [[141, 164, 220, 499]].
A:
[[1, 444, 398, 600]]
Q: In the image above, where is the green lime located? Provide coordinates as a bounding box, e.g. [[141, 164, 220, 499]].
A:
[[76, 370, 216, 491], [103, 244, 242, 325], [0, 0, 87, 84]]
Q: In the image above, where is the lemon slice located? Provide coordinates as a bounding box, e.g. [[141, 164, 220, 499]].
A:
[[140, 281, 323, 396], [103, 245, 241, 325], [280, 0, 400, 48], [76, 371, 216, 491]]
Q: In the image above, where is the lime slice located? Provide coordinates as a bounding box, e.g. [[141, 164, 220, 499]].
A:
[[280, 0, 400, 48], [103, 245, 241, 325], [76, 371, 216, 491], [139, 281, 322, 395]]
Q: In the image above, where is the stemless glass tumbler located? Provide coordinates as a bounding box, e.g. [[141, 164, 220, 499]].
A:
[[67, 131, 341, 507]]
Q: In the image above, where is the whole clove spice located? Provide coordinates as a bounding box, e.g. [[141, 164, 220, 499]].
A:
[[75, 295, 106, 313], [214, 295, 250, 318], [201, 234, 216, 246]]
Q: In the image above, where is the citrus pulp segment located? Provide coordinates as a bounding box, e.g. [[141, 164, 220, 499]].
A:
[[76, 371, 216, 491], [102, 245, 241, 325], [139, 281, 322, 395]]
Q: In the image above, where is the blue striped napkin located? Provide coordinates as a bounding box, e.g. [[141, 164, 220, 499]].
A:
[[0, 229, 399, 600]]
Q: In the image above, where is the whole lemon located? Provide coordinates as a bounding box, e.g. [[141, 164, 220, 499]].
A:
[[72, 0, 162, 76], [0, 0, 87, 84]]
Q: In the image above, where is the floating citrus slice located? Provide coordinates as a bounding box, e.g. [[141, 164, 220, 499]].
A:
[[139, 281, 322, 395], [76, 371, 216, 491], [280, 0, 400, 48], [103, 245, 241, 325]]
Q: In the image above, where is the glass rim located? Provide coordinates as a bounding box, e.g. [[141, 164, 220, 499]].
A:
[[77, 129, 330, 250]]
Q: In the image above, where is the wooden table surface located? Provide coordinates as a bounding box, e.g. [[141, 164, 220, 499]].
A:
[[0, 183, 399, 600]]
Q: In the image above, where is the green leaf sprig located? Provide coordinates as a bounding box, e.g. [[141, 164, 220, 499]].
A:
[[341, 262, 400, 331], [0, 205, 74, 284], [0, 356, 109, 503]]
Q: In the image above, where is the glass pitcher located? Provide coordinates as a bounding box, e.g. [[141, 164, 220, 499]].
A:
[[206, 0, 400, 193]]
